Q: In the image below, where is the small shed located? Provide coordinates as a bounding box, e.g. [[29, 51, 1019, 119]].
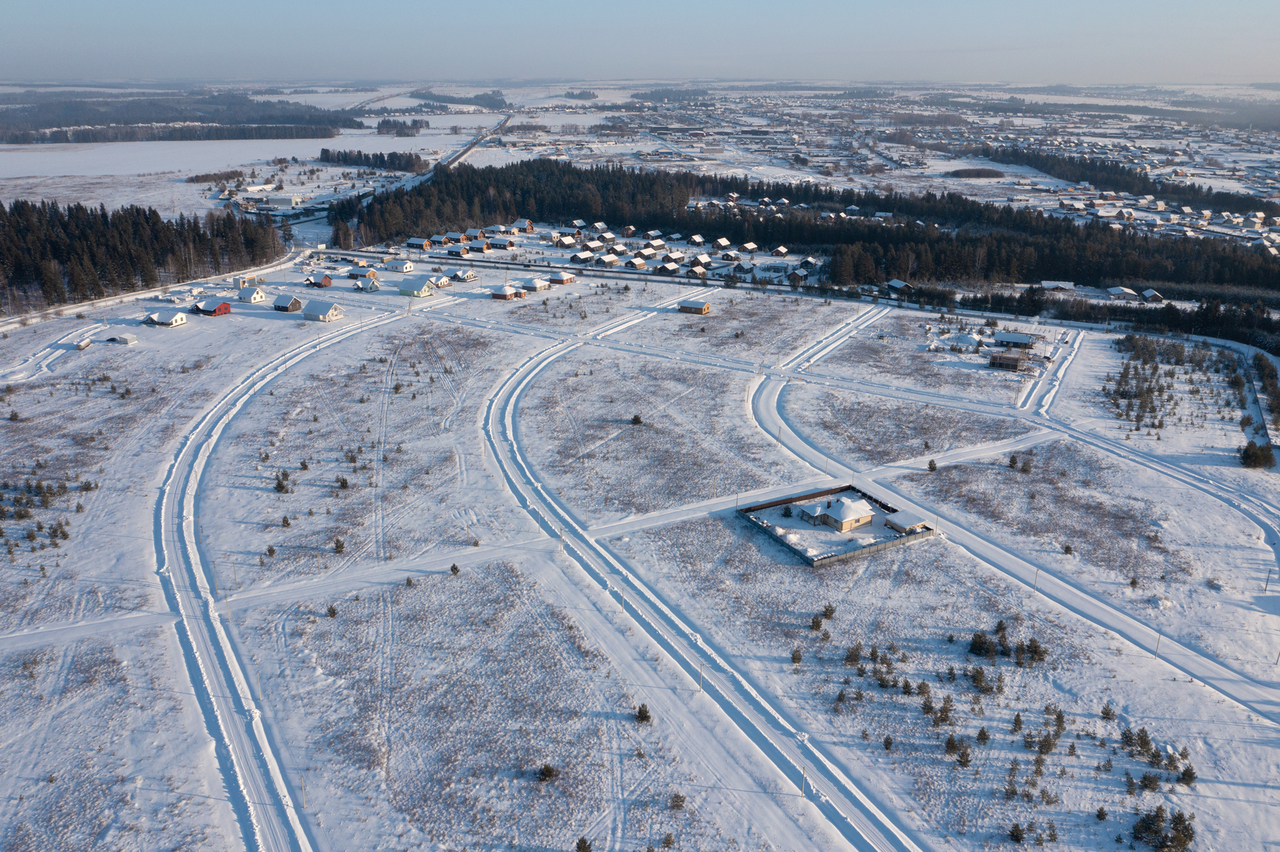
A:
[[302, 301, 344, 322], [678, 299, 711, 315], [239, 287, 266, 304], [107, 333, 138, 345], [273, 295, 302, 313], [886, 511, 931, 534]]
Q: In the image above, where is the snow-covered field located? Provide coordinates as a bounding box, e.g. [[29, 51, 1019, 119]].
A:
[[2, 247, 1278, 851]]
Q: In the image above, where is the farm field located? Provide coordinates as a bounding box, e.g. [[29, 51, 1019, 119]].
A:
[[1, 243, 1278, 852]]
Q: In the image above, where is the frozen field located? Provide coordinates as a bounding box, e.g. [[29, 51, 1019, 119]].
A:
[[1, 245, 1278, 852]]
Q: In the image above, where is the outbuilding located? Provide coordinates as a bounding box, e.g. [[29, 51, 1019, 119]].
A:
[[678, 299, 711, 315], [885, 511, 931, 534], [273, 295, 302, 313], [107, 332, 138, 345], [994, 331, 1037, 349], [302, 301, 344, 322]]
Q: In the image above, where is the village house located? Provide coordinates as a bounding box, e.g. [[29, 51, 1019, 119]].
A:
[[191, 300, 230, 317], [239, 287, 266, 304], [273, 295, 302, 313], [799, 497, 874, 532], [302, 301, 344, 322], [678, 299, 711, 315]]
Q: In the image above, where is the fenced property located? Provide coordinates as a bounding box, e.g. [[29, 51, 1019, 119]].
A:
[[738, 486, 936, 567]]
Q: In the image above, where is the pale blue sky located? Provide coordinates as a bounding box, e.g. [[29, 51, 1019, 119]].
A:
[[2, 0, 1275, 85]]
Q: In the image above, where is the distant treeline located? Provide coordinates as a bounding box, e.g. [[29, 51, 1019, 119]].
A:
[[186, 170, 244, 185], [341, 160, 1280, 295], [630, 88, 710, 102], [0, 200, 283, 311], [318, 149, 428, 173], [409, 90, 510, 110], [0, 93, 362, 139], [982, 146, 1280, 217], [376, 119, 429, 136], [6, 124, 340, 144], [564, 90, 598, 101], [948, 168, 1004, 179]]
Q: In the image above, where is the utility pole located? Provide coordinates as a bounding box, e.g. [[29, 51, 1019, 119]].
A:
[[699, 663, 704, 693]]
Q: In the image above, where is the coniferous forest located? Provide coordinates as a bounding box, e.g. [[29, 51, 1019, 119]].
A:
[[0, 201, 283, 311], [349, 160, 1280, 293]]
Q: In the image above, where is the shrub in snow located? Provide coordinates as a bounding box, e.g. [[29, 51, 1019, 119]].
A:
[[635, 703, 651, 724], [537, 763, 558, 782], [669, 792, 685, 810], [791, 648, 802, 665], [327, 604, 337, 618]]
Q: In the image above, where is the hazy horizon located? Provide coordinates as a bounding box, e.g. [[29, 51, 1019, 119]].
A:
[[3, 0, 1277, 87]]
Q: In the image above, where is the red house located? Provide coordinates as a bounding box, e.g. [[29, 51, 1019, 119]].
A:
[[191, 300, 231, 317]]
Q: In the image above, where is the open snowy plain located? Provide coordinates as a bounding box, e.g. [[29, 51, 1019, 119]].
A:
[[0, 249, 1277, 852]]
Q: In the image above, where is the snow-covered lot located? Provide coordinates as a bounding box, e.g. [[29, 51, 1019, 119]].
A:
[[2, 250, 1278, 852]]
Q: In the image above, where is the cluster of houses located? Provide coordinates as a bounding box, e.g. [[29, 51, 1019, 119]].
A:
[[403, 219, 818, 285]]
